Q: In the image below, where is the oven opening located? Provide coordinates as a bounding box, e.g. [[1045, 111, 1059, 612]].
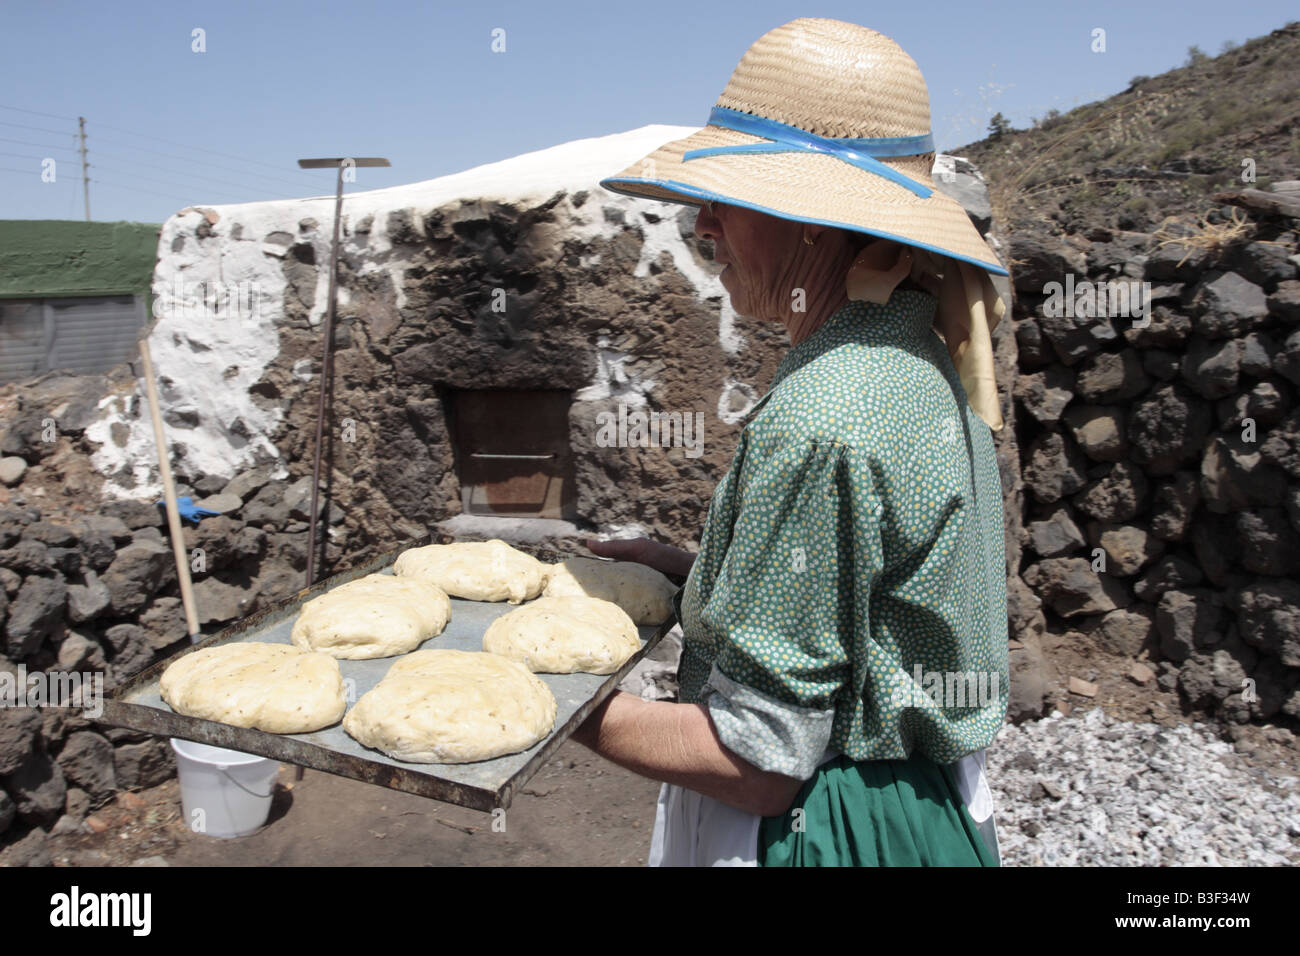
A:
[[444, 388, 576, 519]]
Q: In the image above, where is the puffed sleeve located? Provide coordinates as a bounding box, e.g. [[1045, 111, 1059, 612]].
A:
[[694, 438, 883, 779]]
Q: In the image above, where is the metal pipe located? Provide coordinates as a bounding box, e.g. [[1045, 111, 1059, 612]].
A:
[[469, 453, 557, 460], [305, 163, 346, 588]]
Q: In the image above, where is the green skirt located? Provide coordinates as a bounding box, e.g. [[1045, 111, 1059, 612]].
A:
[[758, 753, 999, 867]]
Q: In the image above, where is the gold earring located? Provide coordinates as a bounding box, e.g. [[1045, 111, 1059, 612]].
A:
[[803, 233, 816, 246]]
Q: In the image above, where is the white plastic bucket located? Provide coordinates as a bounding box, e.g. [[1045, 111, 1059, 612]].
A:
[[170, 739, 280, 838]]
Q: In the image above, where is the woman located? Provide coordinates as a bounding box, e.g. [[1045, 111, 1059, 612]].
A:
[[569, 18, 1010, 867]]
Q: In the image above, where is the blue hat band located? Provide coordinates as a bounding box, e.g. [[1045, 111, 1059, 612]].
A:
[[681, 106, 935, 199]]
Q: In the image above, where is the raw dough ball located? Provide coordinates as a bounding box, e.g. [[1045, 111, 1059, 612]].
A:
[[342, 649, 557, 764], [482, 595, 642, 675], [291, 573, 451, 659], [393, 539, 547, 604], [160, 642, 346, 733], [543, 557, 677, 625]]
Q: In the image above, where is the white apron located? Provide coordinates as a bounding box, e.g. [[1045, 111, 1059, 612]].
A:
[[647, 748, 1000, 867]]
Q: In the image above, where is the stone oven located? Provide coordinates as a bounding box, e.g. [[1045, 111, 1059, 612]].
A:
[[86, 126, 808, 574]]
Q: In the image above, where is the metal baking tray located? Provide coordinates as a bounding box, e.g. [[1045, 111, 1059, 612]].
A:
[[95, 541, 675, 812]]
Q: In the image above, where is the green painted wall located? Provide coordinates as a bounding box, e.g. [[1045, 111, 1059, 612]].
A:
[[0, 220, 161, 298]]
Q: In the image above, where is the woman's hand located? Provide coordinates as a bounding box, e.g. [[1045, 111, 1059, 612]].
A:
[[583, 536, 696, 579]]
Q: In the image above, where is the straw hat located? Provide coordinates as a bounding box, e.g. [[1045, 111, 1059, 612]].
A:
[[600, 18, 1010, 431], [599, 18, 1006, 277]]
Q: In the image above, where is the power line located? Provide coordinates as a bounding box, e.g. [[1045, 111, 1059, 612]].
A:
[[0, 172, 187, 213], [89, 162, 299, 200], [0, 135, 75, 151], [88, 176, 212, 205], [0, 104, 78, 122], [4, 154, 312, 212], [0, 119, 74, 137], [0, 149, 76, 162], [0, 104, 326, 189], [86, 138, 323, 192], [93, 121, 324, 181], [0, 104, 376, 219], [87, 148, 317, 193]]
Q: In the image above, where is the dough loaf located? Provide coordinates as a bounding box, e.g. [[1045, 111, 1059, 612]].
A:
[[342, 649, 556, 763], [393, 539, 547, 604], [160, 642, 346, 733], [291, 573, 451, 659], [542, 557, 677, 625], [482, 595, 641, 675]]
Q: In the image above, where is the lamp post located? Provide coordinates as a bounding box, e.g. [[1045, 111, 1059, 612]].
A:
[[296, 156, 391, 588]]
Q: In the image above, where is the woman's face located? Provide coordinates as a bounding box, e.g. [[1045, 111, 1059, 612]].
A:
[[694, 200, 804, 320]]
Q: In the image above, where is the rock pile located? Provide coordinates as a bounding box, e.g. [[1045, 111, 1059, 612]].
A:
[[989, 707, 1299, 866], [0, 467, 348, 861]]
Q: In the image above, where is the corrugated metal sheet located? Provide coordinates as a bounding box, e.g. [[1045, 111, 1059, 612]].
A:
[[0, 299, 47, 383], [0, 294, 144, 383]]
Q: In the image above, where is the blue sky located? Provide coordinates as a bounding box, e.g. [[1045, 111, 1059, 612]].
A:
[[0, 0, 1293, 224]]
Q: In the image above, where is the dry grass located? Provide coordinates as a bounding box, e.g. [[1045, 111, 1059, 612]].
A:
[[985, 99, 1149, 227], [1149, 207, 1253, 265]]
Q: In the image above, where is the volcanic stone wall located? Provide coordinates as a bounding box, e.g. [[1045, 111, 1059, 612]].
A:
[[1003, 208, 1300, 723]]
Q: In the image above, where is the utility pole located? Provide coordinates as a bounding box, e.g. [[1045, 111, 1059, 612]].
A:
[[77, 116, 90, 221]]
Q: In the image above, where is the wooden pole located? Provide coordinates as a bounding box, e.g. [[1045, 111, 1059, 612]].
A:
[[138, 338, 201, 641]]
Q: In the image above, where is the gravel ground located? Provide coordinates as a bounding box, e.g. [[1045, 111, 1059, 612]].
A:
[[987, 707, 1300, 867]]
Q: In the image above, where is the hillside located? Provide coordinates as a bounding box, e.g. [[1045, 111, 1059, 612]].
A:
[[957, 21, 1300, 237]]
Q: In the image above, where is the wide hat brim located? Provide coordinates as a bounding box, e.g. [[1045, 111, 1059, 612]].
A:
[[598, 18, 1007, 277], [600, 124, 1007, 277]]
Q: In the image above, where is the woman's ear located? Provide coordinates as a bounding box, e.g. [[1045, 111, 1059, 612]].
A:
[[845, 239, 914, 303], [854, 238, 906, 270], [805, 223, 842, 246]]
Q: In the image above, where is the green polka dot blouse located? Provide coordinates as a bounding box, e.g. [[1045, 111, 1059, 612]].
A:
[[675, 290, 1010, 779]]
